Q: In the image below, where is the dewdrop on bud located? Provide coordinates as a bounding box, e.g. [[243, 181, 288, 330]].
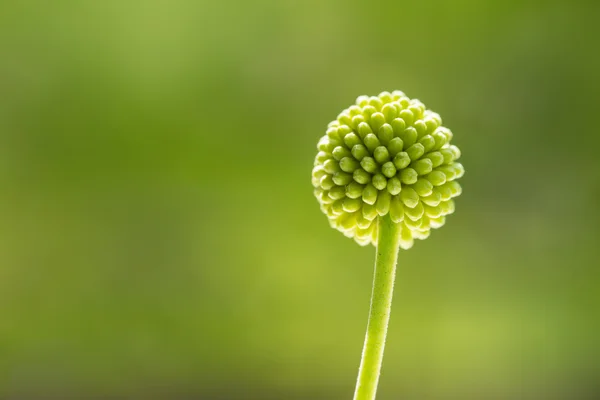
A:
[[312, 91, 464, 248]]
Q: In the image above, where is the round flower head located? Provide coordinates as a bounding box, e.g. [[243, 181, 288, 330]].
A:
[[312, 91, 464, 249]]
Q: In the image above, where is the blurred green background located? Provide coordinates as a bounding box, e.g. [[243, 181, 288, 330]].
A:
[[1, 0, 599, 399]]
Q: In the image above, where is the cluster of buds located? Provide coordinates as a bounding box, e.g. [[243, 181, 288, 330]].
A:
[[312, 91, 464, 249]]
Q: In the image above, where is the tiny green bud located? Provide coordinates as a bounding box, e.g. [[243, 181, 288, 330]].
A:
[[320, 174, 335, 190], [411, 158, 433, 175], [378, 123, 394, 145], [381, 162, 397, 178], [372, 173, 388, 190], [357, 121, 373, 138], [406, 143, 425, 161], [351, 144, 370, 161], [399, 109, 414, 126], [343, 132, 362, 148], [399, 168, 418, 185], [351, 114, 366, 131], [361, 105, 377, 120], [449, 145, 461, 160], [424, 116, 440, 134], [370, 112, 386, 132], [413, 120, 428, 138], [430, 216, 446, 229], [411, 178, 433, 197], [356, 213, 371, 229], [312, 165, 327, 180], [393, 152, 411, 170], [331, 199, 344, 215], [399, 225, 414, 250], [332, 146, 352, 161], [368, 96, 384, 110], [362, 202, 378, 221], [440, 148, 456, 164], [425, 152, 445, 168], [400, 187, 420, 208], [343, 197, 362, 213], [376, 190, 392, 216], [333, 171, 353, 186], [400, 126, 418, 148], [382, 103, 398, 121], [327, 127, 341, 141], [387, 177, 402, 195], [362, 184, 378, 205], [424, 204, 442, 218], [387, 137, 404, 156], [360, 157, 378, 173], [421, 189, 442, 206], [427, 170, 447, 186], [439, 199, 455, 215], [436, 184, 453, 201], [432, 131, 448, 150], [437, 166, 456, 181], [340, 212, 358, 231], [404, 201, 425, 221], [324, 159, 341, 174], [353, 168, 371, 184], [389, 196, 405, 222], [316, 151, 330, 164], [364, 133, 381, 153], [419, 135, 436, 152], [373, 146, 391, 164], [346, 182, 365, 199], [378, 91, 393, 103], [452, 163, 465, 179], [391, 118, 406, 136], [328, 185, 346, 200], [403, 215, 421, 230], [340, 157, 360, 173]]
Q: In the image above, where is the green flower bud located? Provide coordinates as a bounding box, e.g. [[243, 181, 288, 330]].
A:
[[313, 90, 464, 247], [387, 137, 404, 156], [340, 157, 360, 173], [372, 173, 388, 190], [381, 162, 397, 178], [400, 126, 418, 148], [412, 158, 433, 176], [419, 135, 436, 153], [373, 146, 391, 164], [399, 109, 414, 126], [353, 168, 371, 184], [328, 185, 346, 200], [357, 121, 373, 139], [406, 143, 425, 161], [399, 168, 418, 185], [364, 133, 381, 153], [393, 152, 411, 170], [351, 144, 370, 161], [346, 182, 365, 199], [332, 146, 352, 161], [387, 177, 402, 195], [391, 118, 406, 136], [370, 112, 386, 132], [411, 178, 433, 197], [413, 120, 428, 138], [362, 184, 378, 205], [378, 124, 394, 145], [360, 157, 378, 174]]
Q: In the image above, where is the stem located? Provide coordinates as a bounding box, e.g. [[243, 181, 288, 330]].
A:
[[353, 214, 402, 400]]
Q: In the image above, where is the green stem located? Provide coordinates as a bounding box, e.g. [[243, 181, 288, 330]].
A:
[[353, 214, 402, 400]]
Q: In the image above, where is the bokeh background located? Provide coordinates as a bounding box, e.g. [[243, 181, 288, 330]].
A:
[[1, 0, 600, 399]]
